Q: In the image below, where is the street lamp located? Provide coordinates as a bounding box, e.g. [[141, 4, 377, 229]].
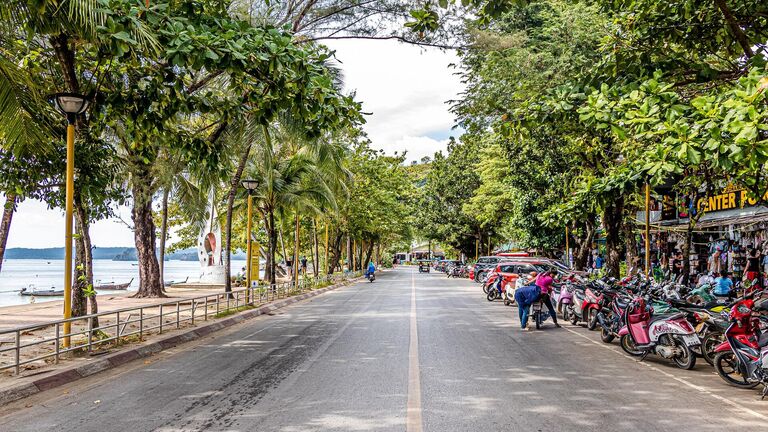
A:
[[241, 179, 259, 296], [48, 92, 89, 348]]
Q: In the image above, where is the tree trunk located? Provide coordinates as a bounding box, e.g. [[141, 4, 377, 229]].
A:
[[223, 145, 252, 294], [0, 193, 17, 273], [75, 200, 99, 329], [312, 219, 319, 277], [72, 205, 87, 318], [328, 230, 343, 274], [363, 242, 374, 269], [293, 214, 300, 285], [572, 218, 595, 271], [602, 196, 624, 278], [279, 226, 288, 265], [623, 212, 638, 276], [158, 188, 169, 287], [131, 179, 164, 298], [681, 223, 693, 285]]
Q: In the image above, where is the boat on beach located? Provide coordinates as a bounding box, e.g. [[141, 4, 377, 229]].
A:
[[94, 278, 134, 290], [164, 276, 189, 287], [19, 285, 64, 296]]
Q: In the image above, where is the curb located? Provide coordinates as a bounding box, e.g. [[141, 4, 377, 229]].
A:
[[0, 279, 358, 406]]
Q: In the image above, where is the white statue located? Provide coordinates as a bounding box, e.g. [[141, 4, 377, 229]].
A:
[[198, 193, 226, 284]]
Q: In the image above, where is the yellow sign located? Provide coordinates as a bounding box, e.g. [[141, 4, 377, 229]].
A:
[[250, 242, 260, 284], [696, 185, 768, 213]]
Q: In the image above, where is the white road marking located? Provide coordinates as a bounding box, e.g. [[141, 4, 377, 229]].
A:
[[406, 269, 423, 432], [563, 326, 768, 421]]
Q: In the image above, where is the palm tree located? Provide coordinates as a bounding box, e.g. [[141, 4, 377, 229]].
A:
[[243, 121, 340, 288]]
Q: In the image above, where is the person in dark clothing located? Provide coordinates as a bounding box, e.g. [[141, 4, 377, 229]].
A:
[[745, 249, 761, 289], [514, 284, 541, 330], [300, 256, 308, 275]]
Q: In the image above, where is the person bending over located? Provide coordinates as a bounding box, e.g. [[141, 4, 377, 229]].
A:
[[535, 270, 561, 328]]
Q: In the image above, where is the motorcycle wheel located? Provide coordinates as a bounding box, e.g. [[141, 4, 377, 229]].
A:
[[714, 351, 760, 389], [476, 271, 486, 283], [504, 299, 510, 306], [482, 283, 490, 295], [561, 306, 570, 322], [587, 309, 599, 331], [600, 326, 615, 343], [701, 332, 723, 366], [671, 338, 696, 370], [569, 309, 578, 326], [620, 334, 643, 356], [486, 291, 496, 302], [535, 312, 542, 330]]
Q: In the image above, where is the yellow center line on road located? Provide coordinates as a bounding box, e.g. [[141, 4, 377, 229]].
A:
[[406, 268, 423, 432]]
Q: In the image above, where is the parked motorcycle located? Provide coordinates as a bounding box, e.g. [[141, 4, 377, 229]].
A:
[[619, 296, 700, 369], [531, 298, 551, 329], [486, 276, 504, 301], [712, 297, 768, 396], [595, 289, 631, 343], [503, 287, 516, 305]]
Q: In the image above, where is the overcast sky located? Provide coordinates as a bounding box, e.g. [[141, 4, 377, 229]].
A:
[[4, 40, 463, 249]]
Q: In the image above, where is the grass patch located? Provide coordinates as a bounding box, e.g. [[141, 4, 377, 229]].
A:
[[214, 304, 257, 319]]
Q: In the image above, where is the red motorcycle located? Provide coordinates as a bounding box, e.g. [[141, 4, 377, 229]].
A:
[[712, 297, 768, 396], [582, 283, 606, 331]]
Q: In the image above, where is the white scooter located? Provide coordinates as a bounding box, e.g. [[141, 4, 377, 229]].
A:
[[503, 280, 517, 306]]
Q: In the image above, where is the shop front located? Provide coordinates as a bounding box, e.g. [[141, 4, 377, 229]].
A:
[[639, 184, 768, 282]]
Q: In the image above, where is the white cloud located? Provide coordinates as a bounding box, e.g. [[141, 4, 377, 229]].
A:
[[326, 39, 463, 161]]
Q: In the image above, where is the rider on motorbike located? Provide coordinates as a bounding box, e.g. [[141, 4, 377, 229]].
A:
[[535, 270, 561, 328], [367, 261, 376, 277]]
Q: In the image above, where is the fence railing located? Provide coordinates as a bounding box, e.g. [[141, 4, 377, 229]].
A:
[[0, 271, 361, 375]]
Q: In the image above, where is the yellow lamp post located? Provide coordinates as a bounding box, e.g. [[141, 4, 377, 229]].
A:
[[49, 93, 89, 348], [241, 179, 259, 301], [565, 226, 570, 269]]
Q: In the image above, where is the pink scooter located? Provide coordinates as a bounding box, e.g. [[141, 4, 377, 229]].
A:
[[618, 296, 700, 370]]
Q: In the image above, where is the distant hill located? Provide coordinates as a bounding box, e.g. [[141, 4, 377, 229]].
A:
[[5, 247, 246, 261]]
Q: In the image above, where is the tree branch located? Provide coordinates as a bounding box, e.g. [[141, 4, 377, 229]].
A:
[[298, 35, 465, 50], [714, 0, 755, 58]]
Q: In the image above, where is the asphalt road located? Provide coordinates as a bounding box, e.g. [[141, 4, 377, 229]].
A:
[[1, 266, 767, 431]]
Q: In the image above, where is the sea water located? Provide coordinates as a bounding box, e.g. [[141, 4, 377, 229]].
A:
[[0, 259, 255, 307]]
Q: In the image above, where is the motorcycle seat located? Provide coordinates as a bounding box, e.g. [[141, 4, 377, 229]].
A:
[[759, 333, 768, 349], [649, 313, 682, 324]]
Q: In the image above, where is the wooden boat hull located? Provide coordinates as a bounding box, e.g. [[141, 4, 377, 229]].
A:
[[20, 290, 64, 297], [95, 278, 134, 290]]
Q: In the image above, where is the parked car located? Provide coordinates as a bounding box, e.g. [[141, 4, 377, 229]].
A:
[[469, 256, 506, 282]]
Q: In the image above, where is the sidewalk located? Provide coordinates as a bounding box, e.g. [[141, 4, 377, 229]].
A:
[[0, 286, 224, 331]]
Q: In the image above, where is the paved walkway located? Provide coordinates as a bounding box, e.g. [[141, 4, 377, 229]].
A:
[[0, 286, 225, 331], [1, 267, 766, 431]]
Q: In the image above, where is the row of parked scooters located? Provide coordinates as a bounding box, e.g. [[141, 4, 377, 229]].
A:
[[481, 272, 768, 398]]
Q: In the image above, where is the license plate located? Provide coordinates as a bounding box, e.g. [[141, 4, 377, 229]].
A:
[[681, 334, 700, 346]]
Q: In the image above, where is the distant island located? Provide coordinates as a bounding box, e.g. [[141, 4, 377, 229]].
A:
[[5, 247, 246, 261]]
